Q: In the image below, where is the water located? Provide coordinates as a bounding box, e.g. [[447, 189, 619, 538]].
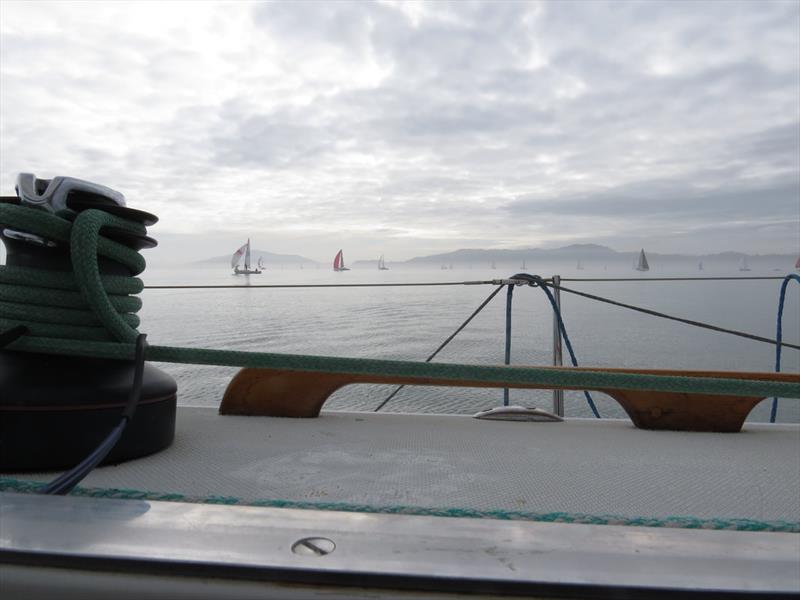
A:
[[140, 264, 800, 423]]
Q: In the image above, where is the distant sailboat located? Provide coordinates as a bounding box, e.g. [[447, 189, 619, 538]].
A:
[[521, 259, 526, 270], [635, 249, 649, 272], [231, 239, 261, 275], [378, 254, 389, 270], [698, 261, 703, 271], [333, 249, 350, 272], [796, 257, 800, 271], [257, 257, 264, 270], [739, 257, 751, 272], [576, 260, 584, 271], [491, 261, 496, 270]]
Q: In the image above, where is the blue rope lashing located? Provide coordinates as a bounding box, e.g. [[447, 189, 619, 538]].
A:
[[511, 274, 601, 418], [504, 283, 514, 406], [771, 273, 800, 422]]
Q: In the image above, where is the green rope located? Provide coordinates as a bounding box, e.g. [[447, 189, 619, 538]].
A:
[[1, 202, 800, 401], [5, 336, 800, 399], [1, 477, 796, 532]]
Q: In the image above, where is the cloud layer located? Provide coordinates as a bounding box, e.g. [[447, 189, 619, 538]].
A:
[[1, 0, 798, 262]]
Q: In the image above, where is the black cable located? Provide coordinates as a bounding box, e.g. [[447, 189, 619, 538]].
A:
[[374, 284, 507, 412], [561, 276, 790, 282], [549, 282, 800, 350], [40, 333, 149, 495], [142, 276, 787, 290], [144, 281, 502, 289]]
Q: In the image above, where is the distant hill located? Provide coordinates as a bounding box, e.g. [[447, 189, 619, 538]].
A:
[[195, 244, 797, 268], [192, 249, 318, 266], [406, 245, 796, 264], [405, 244, 621, 265]]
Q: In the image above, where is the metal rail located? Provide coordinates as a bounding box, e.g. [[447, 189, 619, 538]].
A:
[[552, 275, 565, 417]]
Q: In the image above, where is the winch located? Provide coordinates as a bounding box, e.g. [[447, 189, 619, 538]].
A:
[[0, 173, 176, 472]]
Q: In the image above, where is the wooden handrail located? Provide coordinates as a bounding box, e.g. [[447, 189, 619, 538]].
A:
[[220, 366, 800, 432]]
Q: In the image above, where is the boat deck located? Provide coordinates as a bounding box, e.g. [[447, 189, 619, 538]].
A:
[[6, 407, 800, 526]]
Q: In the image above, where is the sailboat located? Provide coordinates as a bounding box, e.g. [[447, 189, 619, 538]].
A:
[[521, 259, 526, 270], [378, 255, 389, 270], [576, 260, 584, 271], [698, 261, 703, 271], [491, 261, 496, 270], [333, 249, 350, 272], [739, 257, 751, 272], [231, 239, 261, 275], [796, 257, 800, 271], [635, 249, 649, 272], [257, 257, 264, 270]]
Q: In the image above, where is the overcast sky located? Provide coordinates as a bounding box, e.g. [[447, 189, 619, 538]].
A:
[[1, 0, 798, 263]]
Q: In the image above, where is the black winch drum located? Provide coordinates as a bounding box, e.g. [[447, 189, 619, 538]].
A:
[[0, 196, 177, 472], [0, 351, 177, 471]]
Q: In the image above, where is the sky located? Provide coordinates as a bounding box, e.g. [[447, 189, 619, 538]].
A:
[[1, 0, 798, 264]]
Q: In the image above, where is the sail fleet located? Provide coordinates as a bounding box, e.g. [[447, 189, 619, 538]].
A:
[[231, 243, 797, 273]]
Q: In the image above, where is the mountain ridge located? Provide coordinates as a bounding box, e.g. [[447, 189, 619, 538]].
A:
[[197, 243, 797, 266]]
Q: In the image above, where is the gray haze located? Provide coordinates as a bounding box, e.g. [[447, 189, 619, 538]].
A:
[[1, 0, 798, 265]]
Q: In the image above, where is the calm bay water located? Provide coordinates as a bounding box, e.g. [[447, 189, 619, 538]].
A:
[[140, 263, 800, 423]]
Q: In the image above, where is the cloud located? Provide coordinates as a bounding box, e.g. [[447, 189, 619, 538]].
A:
[[1, 0, 798, 263]]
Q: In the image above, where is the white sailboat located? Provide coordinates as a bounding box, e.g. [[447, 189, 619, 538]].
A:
[[635, 249, 649, 272], [378, 254, 389, 270], [698, 261, 703, 271], [576, 260, 584, 271], [739, 257, 751, 272], [333, 249, 350, 272], [231, 239, 261, 275], [257, 257, 264, 270]]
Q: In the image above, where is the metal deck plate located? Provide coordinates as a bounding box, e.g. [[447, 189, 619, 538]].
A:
[[1, 493, 799, 597]]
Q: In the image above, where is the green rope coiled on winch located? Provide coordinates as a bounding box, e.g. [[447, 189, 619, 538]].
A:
[[2, 201, 800, 401], [0, 204, 144, 342]]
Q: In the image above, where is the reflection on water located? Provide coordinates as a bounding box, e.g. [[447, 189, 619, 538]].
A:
[[140, 266, 800, 423]]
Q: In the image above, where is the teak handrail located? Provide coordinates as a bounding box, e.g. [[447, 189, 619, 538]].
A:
[[220, 366, 800, 432]]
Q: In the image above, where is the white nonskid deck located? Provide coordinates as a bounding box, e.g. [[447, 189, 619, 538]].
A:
[[9, 407, 800, 523]]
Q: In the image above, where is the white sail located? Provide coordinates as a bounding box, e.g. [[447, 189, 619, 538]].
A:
[[739, 257, 750, 271], [636, 249, 649, 272], [244, 239, 251, 270], [231, 242, 248, 269]]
